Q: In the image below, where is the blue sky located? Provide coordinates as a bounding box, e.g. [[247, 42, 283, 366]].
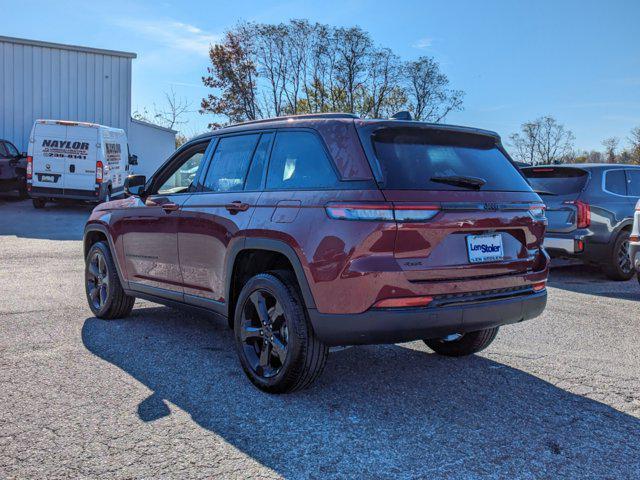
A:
[[2, 0, 639, 150]]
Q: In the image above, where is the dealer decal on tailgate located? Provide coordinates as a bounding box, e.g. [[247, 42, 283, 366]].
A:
[[466, 234, 504, 263]]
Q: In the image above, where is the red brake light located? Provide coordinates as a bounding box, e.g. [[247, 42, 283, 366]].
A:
[[325, 203, 440, 222], [96, 161, 103, 183], [373, 296, 433, 309], [26, 156, 33, 180], [565, 200, 590, 228], [532, 282, 546, 292]]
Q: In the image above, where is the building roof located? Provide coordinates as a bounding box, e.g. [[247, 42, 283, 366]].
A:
[[0, 35, 136, 59]]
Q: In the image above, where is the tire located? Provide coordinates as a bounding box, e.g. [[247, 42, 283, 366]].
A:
[[604, 230, 634, 281], [17, 178, 28, 199], [32, 198, 46, 209], [233, 270, 328, 393], [85, 241, 135, 319], [424, 327, 499, 357]]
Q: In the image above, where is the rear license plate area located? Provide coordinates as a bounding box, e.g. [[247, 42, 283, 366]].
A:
[[466, 234, 504, 263]]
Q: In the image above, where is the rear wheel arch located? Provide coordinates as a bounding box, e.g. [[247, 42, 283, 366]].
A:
[[226, 239, 316, 329], [84, 225, 127, 287]]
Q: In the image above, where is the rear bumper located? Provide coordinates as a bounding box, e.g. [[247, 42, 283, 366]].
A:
[[544, 236, 578, 254], [308, 289, 547, 346], [29, 185, 105, 201]]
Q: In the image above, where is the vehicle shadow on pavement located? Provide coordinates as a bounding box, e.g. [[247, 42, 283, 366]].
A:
[[0, 198, 91, 241], [82, 306, 640, 478], [548, 264, 639, 301]]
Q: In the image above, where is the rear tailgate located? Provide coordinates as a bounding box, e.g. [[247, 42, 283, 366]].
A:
[[356, 123, 547, 283], [521, 167, 589, 233]]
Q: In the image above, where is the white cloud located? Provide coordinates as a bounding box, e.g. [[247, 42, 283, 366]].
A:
[[412, 37, 433, 49], [114, 18, 219, 56]]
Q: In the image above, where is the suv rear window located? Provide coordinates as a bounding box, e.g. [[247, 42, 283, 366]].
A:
[[368, 127, 531, 191], [522, 167, 588, 196]]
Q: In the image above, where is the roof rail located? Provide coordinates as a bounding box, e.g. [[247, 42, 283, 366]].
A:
[[225, 112, 359, 129]]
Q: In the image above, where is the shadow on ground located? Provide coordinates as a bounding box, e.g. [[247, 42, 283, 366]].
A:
[[548, 263, 639, 301], [82, 306, 640, 478], [0, 197, 91, 241]]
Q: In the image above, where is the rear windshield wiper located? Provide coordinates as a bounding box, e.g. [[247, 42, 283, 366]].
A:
[[430, 175, 486, 190]]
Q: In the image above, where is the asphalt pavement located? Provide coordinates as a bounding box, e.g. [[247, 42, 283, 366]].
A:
[[1, 196, 639, 479]]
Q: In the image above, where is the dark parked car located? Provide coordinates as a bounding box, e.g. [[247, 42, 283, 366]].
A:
[[0, 140, 27, 197], [521, 164, 640, 280], [83, 113, 549, 393]]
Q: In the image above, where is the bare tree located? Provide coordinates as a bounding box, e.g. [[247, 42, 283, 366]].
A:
[[404, 56, 464, 122], [629, 126, 640, 165], [334, 26, 372, 114], [200, 20, 465, 124], [602, 137, 620, 163], [509, 116, 574, 165], [509, 121, 542, 165]]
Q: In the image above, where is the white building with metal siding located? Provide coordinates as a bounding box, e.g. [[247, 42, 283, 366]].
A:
[[0, 36, 175, 174]]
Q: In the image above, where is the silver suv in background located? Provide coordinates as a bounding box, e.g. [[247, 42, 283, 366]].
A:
[[630, 199, 640, 284], [522, 164, 640, 280]]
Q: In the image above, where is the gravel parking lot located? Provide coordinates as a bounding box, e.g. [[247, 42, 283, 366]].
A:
[[1, 196, 639, 479]]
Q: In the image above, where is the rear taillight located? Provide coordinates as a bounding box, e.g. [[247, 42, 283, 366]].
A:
[[565, 200, 590, 228], [532, 281, 546, 292], [26, 156, 33, 180], [325, 203, 440, 222], [96, 161, 103, 183]]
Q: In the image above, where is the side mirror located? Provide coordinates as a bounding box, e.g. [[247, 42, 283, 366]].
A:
[[128, 154, 138, 166], [124, 175, 146, 197]]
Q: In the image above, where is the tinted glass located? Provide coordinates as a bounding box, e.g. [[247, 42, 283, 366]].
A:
[[267, 131, 339, 190], [245, 133, 273, 191], [627, 170, 640, 196], [522, 167, 588, 195], [370, 127, 531, 191], [604, 170, 627, 195], [4, 142, 18, 157], [0, 143, 8, 158], [204, 134, 259, 192], [158, 150, 205, 195]]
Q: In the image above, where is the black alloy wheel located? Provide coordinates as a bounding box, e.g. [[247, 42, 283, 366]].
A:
[[239, 290, 289, 378], [87, 250, 109, 312]]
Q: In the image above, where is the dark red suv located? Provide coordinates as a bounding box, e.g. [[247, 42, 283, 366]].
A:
[[83, 113, 549, 393]]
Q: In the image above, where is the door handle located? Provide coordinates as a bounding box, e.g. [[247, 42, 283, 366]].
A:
[[162, 202, 180, 213], [225, 201, 250, 214]]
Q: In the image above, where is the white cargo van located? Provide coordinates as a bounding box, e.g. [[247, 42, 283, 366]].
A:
[[27, 120, 135, 208]]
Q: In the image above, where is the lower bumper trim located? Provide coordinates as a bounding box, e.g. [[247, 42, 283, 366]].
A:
[[308, 290, 547, 346]]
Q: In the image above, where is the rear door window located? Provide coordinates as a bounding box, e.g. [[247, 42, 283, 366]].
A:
[[604, 170, 627, 196], [266, 131, 339, 190], [4, 142, 19, 157], [626, 170, 640, 196], [522, 167, 588, 196], [0, 143, 8, 158], [368, 127, 531, 191], [203, 134, 260, 192]]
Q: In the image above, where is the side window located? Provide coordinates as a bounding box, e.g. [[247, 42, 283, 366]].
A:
[[157, 146, 207, 195], [203, 134, 259, 192], [0, 143, 8, 158], [5, 142, 19, 157], [627, 170, 640, 197], [266, 131, 340, 190], [604, 170, 627, 196], [244, 133, 274, 191]]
